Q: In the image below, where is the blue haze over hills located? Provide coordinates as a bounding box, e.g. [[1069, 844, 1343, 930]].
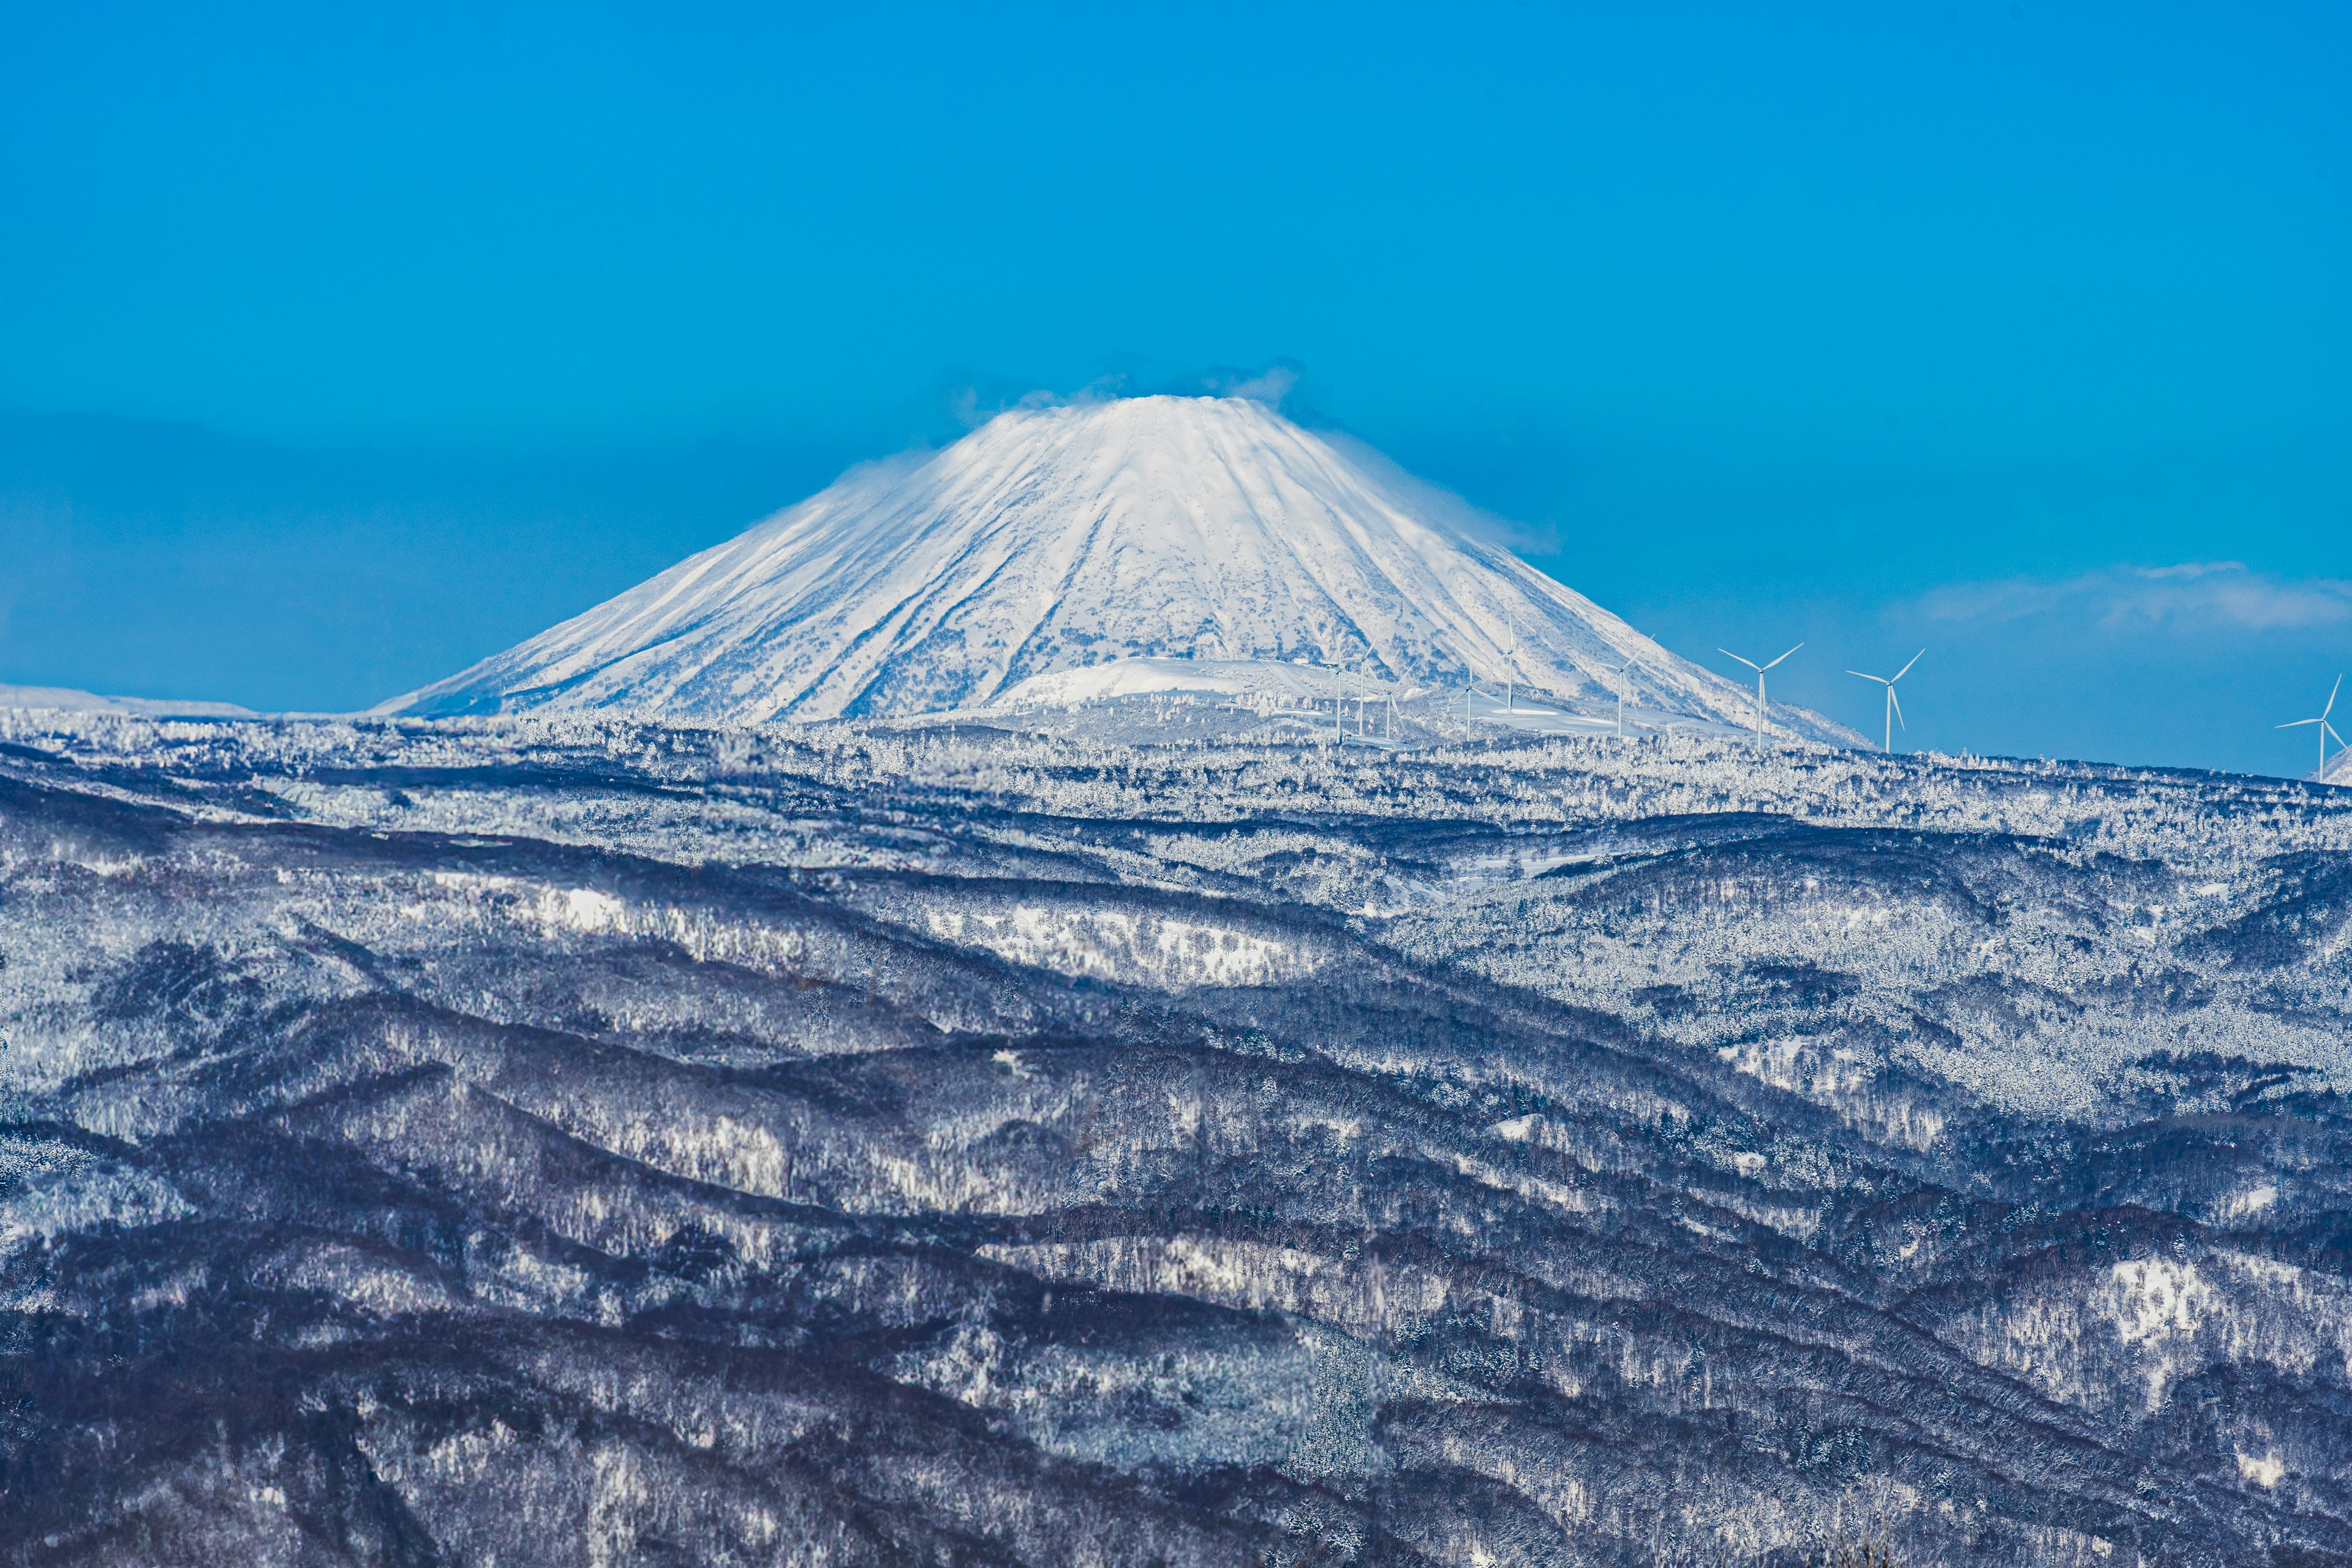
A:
[[1, 3, 2346, 767]]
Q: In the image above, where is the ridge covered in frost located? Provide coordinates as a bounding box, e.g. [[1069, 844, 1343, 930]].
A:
[[1, 705, 2347, 1564]]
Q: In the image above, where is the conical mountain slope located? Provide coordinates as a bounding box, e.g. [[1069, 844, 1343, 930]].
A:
[[383, 395, 1845, 736]]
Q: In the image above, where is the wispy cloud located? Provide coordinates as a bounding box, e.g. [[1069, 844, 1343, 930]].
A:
[[1314, 431, 1561, 556], [946, 361, 1308, 429], [1918, 562, 2352, 632], [1197, 363, 1300, 405]]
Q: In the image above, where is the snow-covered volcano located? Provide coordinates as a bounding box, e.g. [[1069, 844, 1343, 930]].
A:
[[382, 395, 1847, 737]]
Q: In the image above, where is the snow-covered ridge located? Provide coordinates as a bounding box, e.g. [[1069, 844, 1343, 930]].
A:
[[989, 655, 1397, 710], [0, 683, 256, 720], [380, 396, 1856, 741], [4, 711, 2350, 1562]]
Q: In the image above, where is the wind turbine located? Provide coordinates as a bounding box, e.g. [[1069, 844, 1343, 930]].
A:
[[1504, 612, 1518, 714], [1847, 650, 1924, 754], [1605, 658, 1641, 738], [1718, 644, 1803, 733], [2278, 675, 2343, 778]]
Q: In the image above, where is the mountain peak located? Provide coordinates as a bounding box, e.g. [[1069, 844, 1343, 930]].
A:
[[383, 395, 1843, 737]]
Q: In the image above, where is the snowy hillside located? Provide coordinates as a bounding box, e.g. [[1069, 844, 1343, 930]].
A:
[[0, 682, 256, 719], [382, 396, 1855, 741], [4, 707, 2351, 1564]]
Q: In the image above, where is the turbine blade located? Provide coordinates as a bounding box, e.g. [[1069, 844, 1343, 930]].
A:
[[2327, 721, 2345, 747], [1719, 649, 1763, 672], [1893, 649, 1924, 681], [1761, 643, 1803, 671], [2326, 674, 2343, 720], [1845, 670, 1889, 684], [2280, 718, 2320, 729], [1889, 688, 1905, 729]]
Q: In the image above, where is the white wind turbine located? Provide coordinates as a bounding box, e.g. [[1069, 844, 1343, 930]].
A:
[[2278, 675, 2343, 778], [1459, 648, 1483, 729], [1605, 657, 1641, 738], [1718, 643, 1802, 733], [1847, 650, 1924, 754], [1504, 612, 1518, 714]]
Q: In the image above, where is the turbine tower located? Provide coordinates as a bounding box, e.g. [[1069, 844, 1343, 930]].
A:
[[1846, 650, 1924, 754], [1606, 657, 1641, 739], [2278, 675, 2344, 778], [1505, 612, 1518, 714], [1719, 644, 1803, 733]]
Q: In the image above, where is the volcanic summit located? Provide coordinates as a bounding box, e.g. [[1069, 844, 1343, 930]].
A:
[[383, 395, 1832, 736]]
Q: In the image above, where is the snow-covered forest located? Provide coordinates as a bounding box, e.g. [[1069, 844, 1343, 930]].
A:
[[2, 701, 2348, 1565]]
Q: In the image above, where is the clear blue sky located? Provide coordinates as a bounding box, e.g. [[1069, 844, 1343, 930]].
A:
[[3, 2, 2346, 774]]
